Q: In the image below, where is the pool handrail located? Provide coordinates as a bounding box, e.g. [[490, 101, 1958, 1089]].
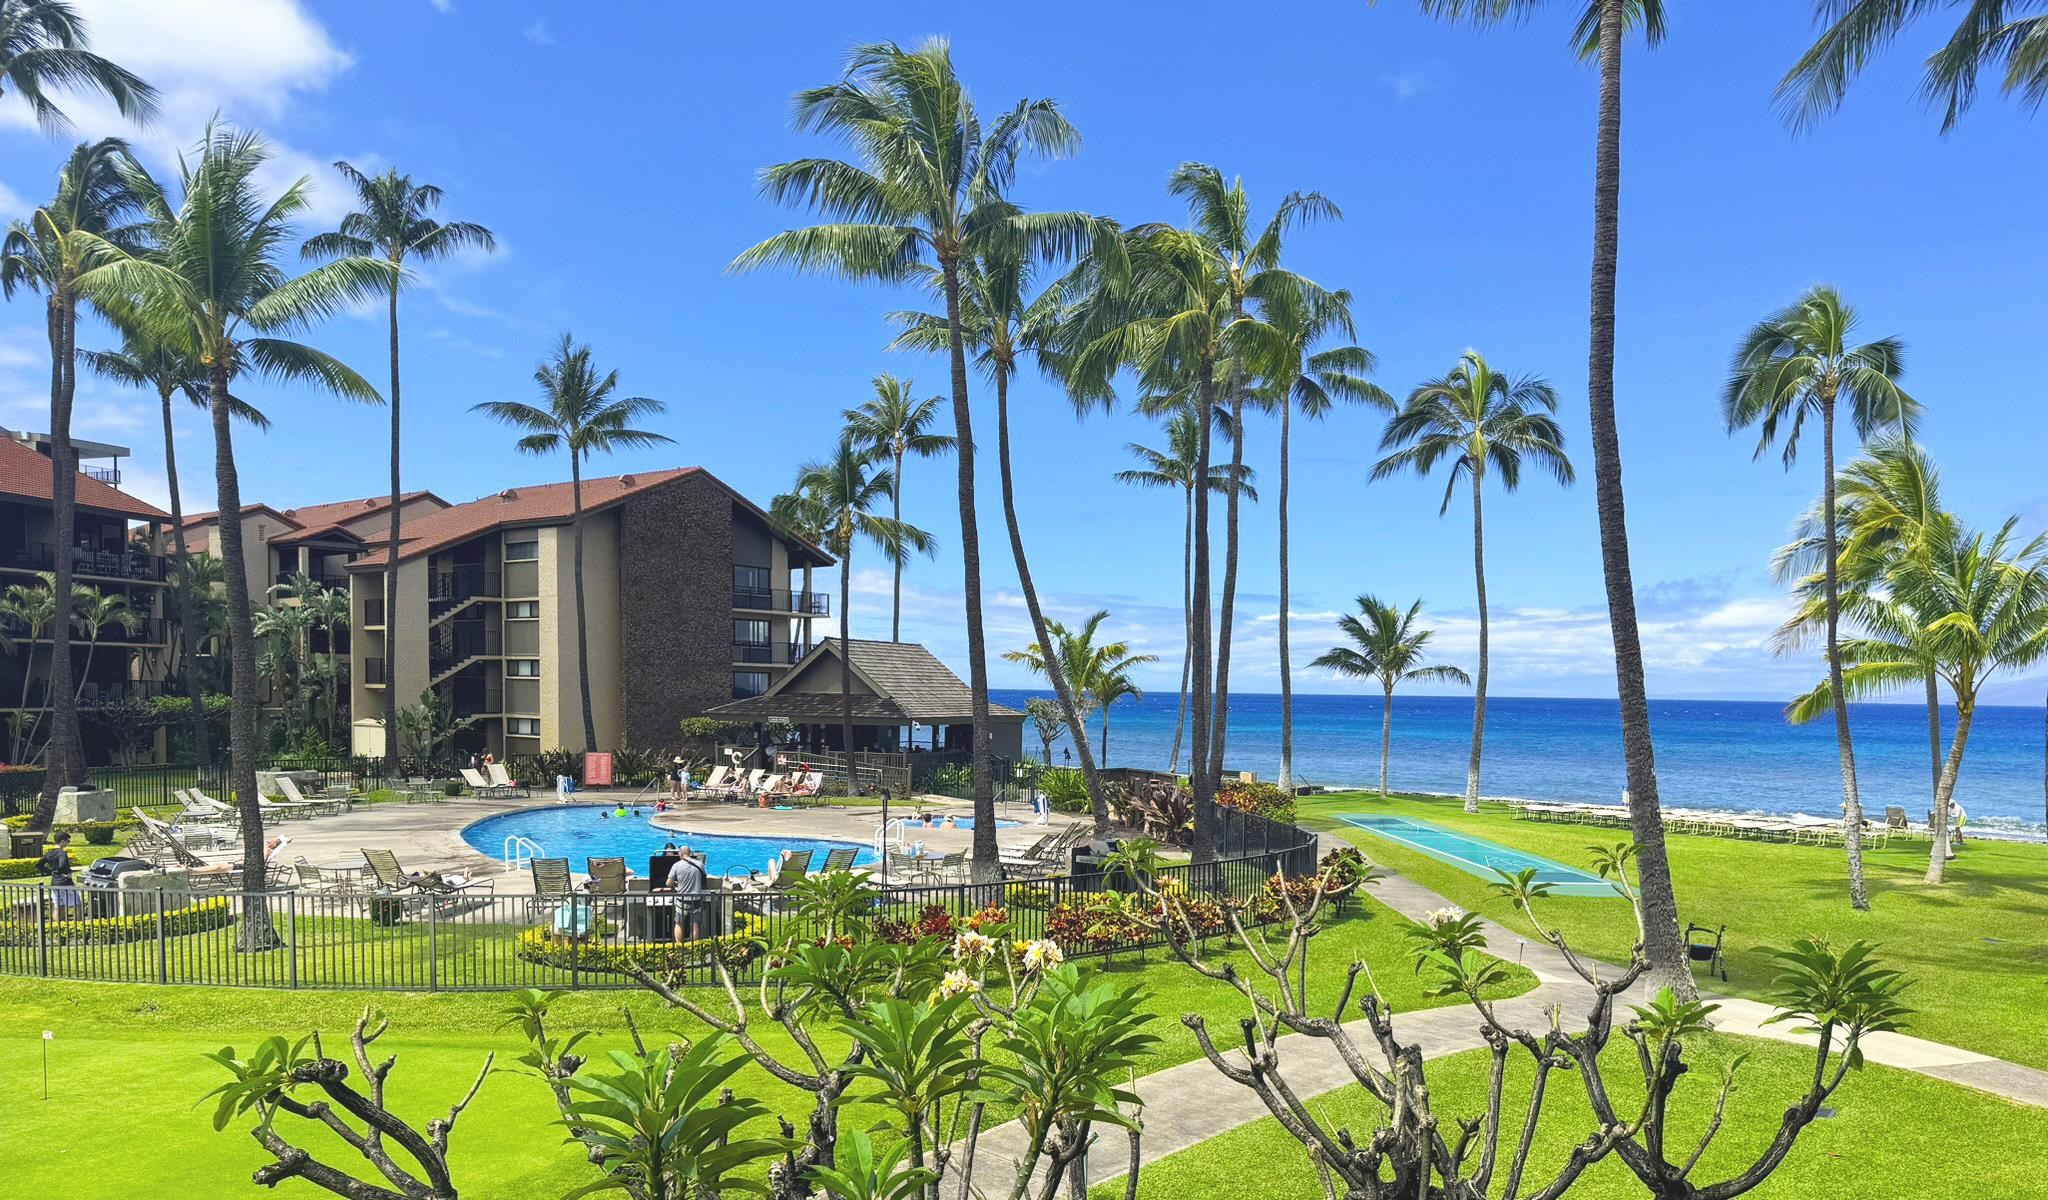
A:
[[503, 833, 547, 872]]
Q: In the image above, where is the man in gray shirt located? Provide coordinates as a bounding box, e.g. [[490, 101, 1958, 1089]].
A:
[[664, 850, 707, 941]]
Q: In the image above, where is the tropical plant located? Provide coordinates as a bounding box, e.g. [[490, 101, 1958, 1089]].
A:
[[394, 687, 469, 764], [737, 37, 1093, 868], [0, 0, 157, 131], [777, 434, 933, 765], [1023, 695, 1066, 764], [1004, 610, 1157, 834], [164, 551, 227, 691], [1260, 284, 1391, 793], [1373, 350, 1572, 814], [1725, 284, 1917, 911], [835, 995, 979, 1186], [93, 123, 392, 943], [1112, 408, 1255, 776], [0, 572, 92, 762], [303, 162, 494, 775], [1, 136, 146, 815], [1309, 595, 1471, 798], [842, 373, 952, 643], [473, 334, 671, 751], [1778, 0, 2048, 131], [1419, 0, 1694, 1000], [69, 583, 138, 701], [559, 1037, 790, 1199]]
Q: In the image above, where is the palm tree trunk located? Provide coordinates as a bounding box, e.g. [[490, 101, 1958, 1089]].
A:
[[1925, 664, 1943, 820], [1278, 399, 1295, 793], [161, 383, 211, 771], [1380, 682, 1393, 799], [1466, 471, 1488, 814], [993, 369, 1109, 835], [383, 279, 403, 777], [941, 261, 998, 878], [1188, 361, 1218, 863], [1168, 490, 1191, 774], [210, 360, 277, 951], [1926, 695, 1975, 884], [1819, 397, 1870, 909], [571, 458, 598, 752], [1207, 399, 1244, 790], [35, 291, 82, 828], [839, 543, 854, 763], [73, 628, 99, 702], [1586, 0, 1692, 999], [891, 443, 904, 643]]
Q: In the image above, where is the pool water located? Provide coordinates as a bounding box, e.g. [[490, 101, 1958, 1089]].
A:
[[894, 816, 1020, 831], [463, 805, 877, 879], [1338, 814, 1617, 897]]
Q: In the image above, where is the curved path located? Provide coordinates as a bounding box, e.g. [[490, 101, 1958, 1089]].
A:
[[963, 851, 2048, 1192]]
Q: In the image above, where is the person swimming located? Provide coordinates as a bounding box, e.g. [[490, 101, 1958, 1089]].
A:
[[614, 805, 629, 818]]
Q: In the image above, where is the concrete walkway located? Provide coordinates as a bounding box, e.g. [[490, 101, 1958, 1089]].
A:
[[961, 851, 2048, 1192]]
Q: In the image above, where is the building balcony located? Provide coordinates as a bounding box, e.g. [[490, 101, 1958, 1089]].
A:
[[2, 542, 165, 583], [734, 640, 805, 665], [431, 568, 501, 603], [362, 657, 386, 687], [731, 587, 828, 615], [362, 597, 385, 628], [449, 686, 502, 718]]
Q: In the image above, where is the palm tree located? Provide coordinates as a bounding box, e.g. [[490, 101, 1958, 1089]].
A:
[[1113, 409, 1256, 774], [1373, 351, 1572, 815], [303, 163, 494, 777], [1, 137, 145, 817], [0, 0, 157, 130], [254, 602, 314, 744], [1725, 285, 1917, 910], [1003, 610, 1156, 834], [70, 584, 138, 701], [841, 373, 952, 642], [1779, 0, 2048, 130], [1261, 284, 1392, 792], [1310, 596, 1471, 798], [736, 38, 1092, 874], [93, 124, 391, 944], [1788, 521, 2048, 883], [166, 551, 227, 694], [1418, 0, 1691, 999], [779, 435, 934, 764], [472, 335, 671, 752], [83, 334, 266, 771], [305, 585, 351, 750]]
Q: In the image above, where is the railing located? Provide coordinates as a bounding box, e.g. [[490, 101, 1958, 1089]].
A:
[[0, 840, 1324, 993], [733, 640, 804, 665], [451, 687, 503, 717], [83, 464, 121, 485], [0, 616, 166, 644], [5, 542, 165, 582], [430, 569, 500, 604], [431, 625, 500, 674], [0, 757, 379, 820], [730, 587, 828, 615]]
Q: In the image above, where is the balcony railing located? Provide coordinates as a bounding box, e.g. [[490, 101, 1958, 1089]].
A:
[[0, 615, 166, 644], [5, 542, 165, 582], [1, 679, 166, 709], [83, 464, 121, 485], [431, 624, 500, 674], [430, 568, 500, 604], [450, 686, 503, 717], [731, 587, 828, 615], [734, 640, 805, 665]]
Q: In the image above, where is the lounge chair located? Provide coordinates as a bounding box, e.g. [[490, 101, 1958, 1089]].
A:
[[1003, 825, 1084, 878], [486, 762, 531, 797], [757, 773, 785, 797], [584, 856, 632, 895], [821, 846, 859, 874], [276, 776, 345, 816], [130, 808, 241, 887], [743, 768, 767, 793], [786, 771, 825, 800], [361, 847, 493, 901]]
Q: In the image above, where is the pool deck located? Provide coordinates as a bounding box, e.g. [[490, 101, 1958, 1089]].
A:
[[250, 792, 1075, 892]]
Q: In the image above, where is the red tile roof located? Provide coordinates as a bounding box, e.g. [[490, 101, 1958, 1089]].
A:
[[182, 490, 443, 531], [348, 469, 699, 568], [0, 436, 169, 520]]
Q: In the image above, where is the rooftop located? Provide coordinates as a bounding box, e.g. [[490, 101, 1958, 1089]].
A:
[[708, 638, 1024, 725], [0, 436, 168, 521], [182, 489, 445, 533]]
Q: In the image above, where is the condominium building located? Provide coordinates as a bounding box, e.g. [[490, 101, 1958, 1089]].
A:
[[0, 432, 172, 762], [181, 489, 451, 601], [344, 467, 833, 759]]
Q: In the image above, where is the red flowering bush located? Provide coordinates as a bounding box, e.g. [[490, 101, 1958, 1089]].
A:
[[1216, 779, 1296, 823]]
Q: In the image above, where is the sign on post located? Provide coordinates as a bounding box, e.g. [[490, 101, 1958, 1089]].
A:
[[582, 752, 614, 788]]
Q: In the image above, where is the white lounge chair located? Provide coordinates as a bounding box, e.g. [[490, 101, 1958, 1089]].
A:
[[486, 762, 531, 797]]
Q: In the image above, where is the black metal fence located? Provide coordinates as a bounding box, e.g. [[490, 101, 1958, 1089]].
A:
[[0, 758, 436, 821], [0, 835, 1323, 993]]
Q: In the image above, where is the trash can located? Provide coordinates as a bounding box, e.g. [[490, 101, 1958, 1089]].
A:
[[7, 828, 44, 861]]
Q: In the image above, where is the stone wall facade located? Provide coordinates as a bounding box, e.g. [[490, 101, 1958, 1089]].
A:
[[618, 474, 734, 747]]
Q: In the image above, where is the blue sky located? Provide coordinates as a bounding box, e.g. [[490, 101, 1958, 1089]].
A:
[[3, 1, 2043, 702]]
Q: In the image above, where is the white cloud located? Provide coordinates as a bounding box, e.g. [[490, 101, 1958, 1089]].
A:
[[522, 20, 555, 46], [430, 0, 455, 11], [1379, 65, 1436, 103]]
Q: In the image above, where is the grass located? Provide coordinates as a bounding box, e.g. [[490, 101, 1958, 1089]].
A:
[[1298, 790, 2048, 1069], [0, 890, 1532, 1199], [1104, 1032, 2048, 1199]]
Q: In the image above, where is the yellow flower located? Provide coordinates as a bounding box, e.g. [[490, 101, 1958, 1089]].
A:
[[937, 969, 981, 999]]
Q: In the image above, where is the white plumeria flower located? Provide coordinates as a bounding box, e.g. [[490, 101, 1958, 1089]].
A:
[[1425, 906, 1467, 929], [937, 969, 980, 999], [953, 930, 995, 961], [1020, 939, 1065, 973]]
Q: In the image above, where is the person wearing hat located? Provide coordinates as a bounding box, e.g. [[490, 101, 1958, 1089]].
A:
[[670, 755, 688, 803]]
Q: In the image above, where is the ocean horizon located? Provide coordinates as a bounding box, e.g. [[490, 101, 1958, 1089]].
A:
[[991, 689, 2048, 839]]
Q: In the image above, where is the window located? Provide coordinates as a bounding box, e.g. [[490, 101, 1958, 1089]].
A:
[[504, 539, 539, 561], [506, 601, 539, 619], [732, 671, 770, 699], [734, 619, 769, 644], [507, 717, 540, 737], [734, 565, 770, 590], [507, 659, 540, 678]]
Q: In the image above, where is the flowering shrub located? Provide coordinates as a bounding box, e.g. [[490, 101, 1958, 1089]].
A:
[[513, 925, 760, 976], [1216, 779, 1296, 823], [875, 903, 959, 944], [1004, 883, 1056, 911]]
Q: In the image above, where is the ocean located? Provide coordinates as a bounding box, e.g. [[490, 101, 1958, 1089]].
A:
[[991, 690, 2048, 839]]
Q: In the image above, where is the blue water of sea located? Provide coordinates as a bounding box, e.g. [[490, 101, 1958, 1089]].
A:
[[995, 690, 2047, 838]]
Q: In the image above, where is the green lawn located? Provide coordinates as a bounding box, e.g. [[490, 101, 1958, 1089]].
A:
[[1106, 1032, 2047, 1199], [0, 890, 1530, 1199], [1299, 791, 2048, 1069]]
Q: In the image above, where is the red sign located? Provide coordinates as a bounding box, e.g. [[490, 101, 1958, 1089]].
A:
[[582, 752, 614, 788]]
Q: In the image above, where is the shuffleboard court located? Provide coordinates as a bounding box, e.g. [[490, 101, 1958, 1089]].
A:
[[1337, 814, 1618, 897]]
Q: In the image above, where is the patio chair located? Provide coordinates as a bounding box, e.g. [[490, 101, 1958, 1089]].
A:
[[362, 847, 493, 905], [584, 856, 632, 895], [486, 762, 532, 797], [529, 857, 575, 922], [292, 858, 344, 894], [1685, 923, 1728, 982], [276, 776, 344, 816], [931, 850, 967, 885], [821, 846, 859, 874]]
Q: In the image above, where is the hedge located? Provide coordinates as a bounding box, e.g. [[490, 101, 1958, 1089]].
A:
[[0, 857, 41, 880], [0, 894, 235, 947], [513, 922, 762, 976]]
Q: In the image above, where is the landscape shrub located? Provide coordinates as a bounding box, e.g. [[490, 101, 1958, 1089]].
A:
[[0, 857, 41, 880], [1216, 779, 1296, 823], [77, 821, 117, 845], [513, 925, 760, 975], [1036, 766, 1089, 813], [0, 764, 46, 815], [0, 894, 234, 947]]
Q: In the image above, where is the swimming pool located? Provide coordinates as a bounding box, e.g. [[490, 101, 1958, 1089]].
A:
[[894, 816, 1020, 831], [1337, 814, 1617, 897], [463, 806, 878, 879]]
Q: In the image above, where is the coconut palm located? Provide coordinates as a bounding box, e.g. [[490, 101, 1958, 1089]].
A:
[[1113, 409, 1256, 775], [472, 334, 671, 752], [70, 584, 138, 702], [1420, 0, 1694, 999], [303, 163, 494, 776], [1779, 0, 2048, 130], [0, 573, 89, 761], [1003, 610, 1156, 834], [736, 38, 1094, 871], [841, 373, 952, 642], [0, 0, 157, 131], [82, 332, 267, 770], [1725, 285, 1917, 910], [1788, 521, 2048, 883], [92, 124, 392, 942], [165, 551, 227, 694], [1, 137, 146, 815], [1261, 283, 1392, 792], [779, 435, 934, 765], [1373, 351, 1572, 814], [1311, 596, 1471, 798], [254, 601, 314, 744], [304, 584, 351, 750]]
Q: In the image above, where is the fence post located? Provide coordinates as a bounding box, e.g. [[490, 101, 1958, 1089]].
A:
[[35, 885, 48, 977], [287, 896, 299, 989], [428, 901, 440, 992], [569, 897, 581, 990], [155, 887, 168, 984]]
